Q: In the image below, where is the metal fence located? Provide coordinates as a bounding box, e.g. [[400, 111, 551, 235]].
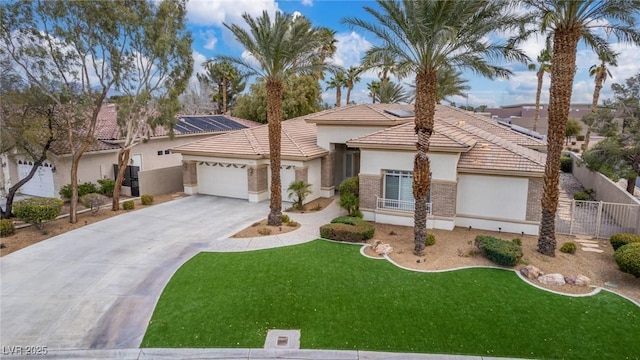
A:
[[555, 200, 640, 238], [376, 198, 432, 214]]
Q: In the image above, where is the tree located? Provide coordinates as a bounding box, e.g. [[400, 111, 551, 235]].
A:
[[436, 68, 470, 104], [326, 69, 347, 108], [179, 74, 216, 115], [287, 180, 312, 210], [233, 75, 323, 123], [521, 0, 640, 256], [221, 11, 326, 226], [345, 0, 526, 256], [527, 48, 552, 132], [565, 118, 582, 145], [0, 0, 148, 223], [584, 50, 619, 149], [202, 60, 246, 114], [378, 81, 412, 104], [367, 80, 381, 103], [110, 0, 193, 211], [362, 51, 397, 84], [316, 28, 338, 80], [344, 66, 362, 105]]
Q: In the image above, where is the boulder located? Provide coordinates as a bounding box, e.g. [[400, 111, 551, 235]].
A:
[[520, 265, 543, 280], [565, 274, 591, 287], [375, 243, 393, 256], [538, 273, 566, 286]]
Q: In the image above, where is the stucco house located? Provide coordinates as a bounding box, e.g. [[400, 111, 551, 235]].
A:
[[2, 103, 259, 198], [173, 104, 548, 235]]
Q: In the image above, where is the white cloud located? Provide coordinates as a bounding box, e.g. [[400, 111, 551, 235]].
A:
[[200, 29, 217, 50], [186, 0, 280, 26], [192, 50, 208, 75], [301, 0, 313, 6], [329, 31, 372, 69]]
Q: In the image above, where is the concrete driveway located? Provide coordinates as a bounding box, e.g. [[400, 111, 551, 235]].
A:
[[0, 195, 268, 350]]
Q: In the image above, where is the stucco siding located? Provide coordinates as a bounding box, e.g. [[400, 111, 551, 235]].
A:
[[317, 125, 385, 149], [456, 174, 528, 221], [360, 149, 459, 182]]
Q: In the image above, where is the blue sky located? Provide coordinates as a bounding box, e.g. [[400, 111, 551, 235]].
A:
[[186, 0, 640, 108]]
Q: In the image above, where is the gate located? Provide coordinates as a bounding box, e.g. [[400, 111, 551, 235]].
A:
[[113, 164, 140, 197], [555, 200, 640, 238]]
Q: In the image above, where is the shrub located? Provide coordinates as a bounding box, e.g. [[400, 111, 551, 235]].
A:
[[258, 227, 272, 236], [281, 214, 291, 224], [13, 197, 63, 229], [610, 233, 640, 251], [80, 193, 109, 215], [339, 176, 359, 196], [59, 181, 99, 199], [474, 235, 523, 267], [351, 209, 363, 218], [320, 218, 375, 243], [614, 243, 640, 278], [141, 194, 154, 205], [560, 242, 577, 254], [560, 155, 572, 173], [512, 238, 522, 246], [97, 178, 115, 196], [425, 233, 436, 246], [0, 219, 15, 236], [287, 180, 312, 210], [286, 221, 299, 227], [573, 191, 590, 201], [576, 135, 585, 141], [122, 200, 135, 211], [338, 177, 359, 216], [571, 141, 577, 145]]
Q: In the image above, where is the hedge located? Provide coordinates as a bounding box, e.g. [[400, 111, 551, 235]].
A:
[[474, 235, 523, 267], [560, 155, 572, 173], [610, 233, 640, 251], [0, 219, 15, 236], [13, 197, 63, 229], [614, 243, 640, 278], [320, 216, 375, 243]]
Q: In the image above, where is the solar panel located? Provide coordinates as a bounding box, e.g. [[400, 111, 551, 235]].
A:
[[210, 116, 247, 130], [384, 109, 415, 118], [176, 116, 248, 133]]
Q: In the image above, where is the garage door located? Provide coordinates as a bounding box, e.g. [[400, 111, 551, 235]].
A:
[[17, 161, 55, 198], [197, 162, 248, 199]]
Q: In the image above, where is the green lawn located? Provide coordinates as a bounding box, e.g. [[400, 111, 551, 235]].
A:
[[142, 240, 640, 359]]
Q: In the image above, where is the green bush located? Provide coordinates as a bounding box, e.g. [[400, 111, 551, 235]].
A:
[[425, 233, 436, 246], [13, 197, 63, 229], [141, 194, 154, 205], [281, 214, 291, 224], [576, 135, 585, 141], [59, 182, 99, 199], [338, 177, 359, 216], [560, 155, 573, 173], [512, 238, 522, 246], [1, 219, 15, 236], [258, 227, 272, 236], [560, 242, 577, 254], [97, 178, 115, 196], [122, 200, 135, 211], [610, 233, 640, 251], [339, 176, 359, 196], [80, 193, 109, 215], [614, 243, 640, 278], [573, 191, 590, 201], [320, 218, 375, 243], [474, 235, 523, 267], [286, 221, 299, 227]]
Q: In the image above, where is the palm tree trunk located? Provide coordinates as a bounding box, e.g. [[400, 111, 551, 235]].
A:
[[413, 69, 437, 256], [112, 148, 131, 211], [627, 175, 637, 194], [336, 87, 342, 108], [266, 79, 283, 226], [346, 85, 352, 105], [538, 29, 581, 257], [222, 80, 228, 115], [586, 69, 606, 149], [533, 71, 544, 132]]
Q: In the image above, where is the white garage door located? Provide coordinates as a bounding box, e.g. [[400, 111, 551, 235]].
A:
[[17, 161, 55, 198], [197, 162, 248, 199]]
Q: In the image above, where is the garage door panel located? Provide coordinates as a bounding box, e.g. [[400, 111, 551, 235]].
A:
[[17, 162, 55, 198], [197, 164, 248, 199]]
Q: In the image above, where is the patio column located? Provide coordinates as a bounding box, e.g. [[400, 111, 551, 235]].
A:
[[358, 174, 381, 211], [294, 166, 308, 184], [320, 151, 335, 197], [182, 160, 198, 195], [526, 177, 543, 222], [430, 181, 456, 218], [247, 164, 268, 202]]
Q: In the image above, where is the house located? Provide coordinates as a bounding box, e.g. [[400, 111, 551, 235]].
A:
[[3, 104, 259, 199], [484, 103, 597, 136], [172, 104, 548, 235]]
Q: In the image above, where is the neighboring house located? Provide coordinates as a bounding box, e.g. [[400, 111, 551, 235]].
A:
[[484, 103, 598, 136], [173, 104, 549, 235], [4, 103, 259, 198]]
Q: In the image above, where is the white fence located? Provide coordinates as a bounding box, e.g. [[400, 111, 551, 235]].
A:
[[555, 200, 640, 238], [376, 198, 432, 214]]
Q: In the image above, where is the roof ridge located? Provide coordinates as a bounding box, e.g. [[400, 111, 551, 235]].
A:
[[244, 127, 264, 155], [282, 123, 306, 157], [350, 122, 411, 142], [434, 122, 476, 148]]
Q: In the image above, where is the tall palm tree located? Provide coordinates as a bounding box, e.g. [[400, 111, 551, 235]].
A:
[[367, 80, 381, 103], [378, 81, 412, 104], [527, 48, 552, 132], [344, 66, 362, 105], [316, 28, 338, 80], [221, 11, 325, 226], [521, 0, 640, 256], [326, 70, 346, 107], [584, 50, 619, 149], [362, 51, 397, 84], [408, 68, 471, 104], [345, 0, 527, 256], [203, 59, 244, 114]]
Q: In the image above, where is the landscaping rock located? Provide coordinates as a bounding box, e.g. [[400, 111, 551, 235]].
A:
[[565, 274, 591, 287], [538, 273, 566, 286], [520, 265, 543, 280], [374, 243, 393, 256]]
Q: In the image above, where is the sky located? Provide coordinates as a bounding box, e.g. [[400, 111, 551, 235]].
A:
[[186, 0, 640, 108]]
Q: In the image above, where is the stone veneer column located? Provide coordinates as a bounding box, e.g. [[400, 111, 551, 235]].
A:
[[295, 166, 308, 183], [320, 151, 335, 196], [526, 178, 543, 222], [359, 174, 381, 210], [182, 160, 197, 195], [430, 182, 456, 218], [247, 164, 268, 202]]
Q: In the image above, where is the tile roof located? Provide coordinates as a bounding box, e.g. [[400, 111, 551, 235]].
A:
[[172, 118, 329, 160], [305, 103, 417, 125]]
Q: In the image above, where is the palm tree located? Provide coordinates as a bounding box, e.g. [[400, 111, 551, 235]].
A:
[[585, 50, 619, 149], [527, 48, 552, 132], [316, 28, 338, 80], [221, 11, 325, 226], [326, 70, 346, 107], [408, 68, 470, 103], [521, 0, 640, 256], [203, 59, 244, 114], [367, 80, 381, 103], [378, 81, 412, 104], [344, 0, 527, 256], [362, 51, 397, 84], [344, 66, 362, 105]]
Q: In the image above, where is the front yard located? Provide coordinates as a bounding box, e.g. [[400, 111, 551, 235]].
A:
[[142, 240, 639, 359]]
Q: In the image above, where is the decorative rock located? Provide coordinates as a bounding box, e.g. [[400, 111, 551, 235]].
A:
[[520, 265, 543, 280], [582, 247, 604, 253], [375, 243, 393, 256], [565, 274, 591, 287], [580, 243, 600, 248], [538, 273, 566, 286]]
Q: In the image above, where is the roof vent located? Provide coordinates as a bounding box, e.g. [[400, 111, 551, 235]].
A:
[[457, 120, 466, 126], [481, 143, 490, 150]]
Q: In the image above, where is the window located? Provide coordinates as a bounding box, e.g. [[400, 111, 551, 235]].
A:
[[157, 151, 163, 156], [384, 170, 414, 202], [164, 150, 170, 154]]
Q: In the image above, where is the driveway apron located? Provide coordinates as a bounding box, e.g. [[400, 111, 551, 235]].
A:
[[0, 195, 269, 350]]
